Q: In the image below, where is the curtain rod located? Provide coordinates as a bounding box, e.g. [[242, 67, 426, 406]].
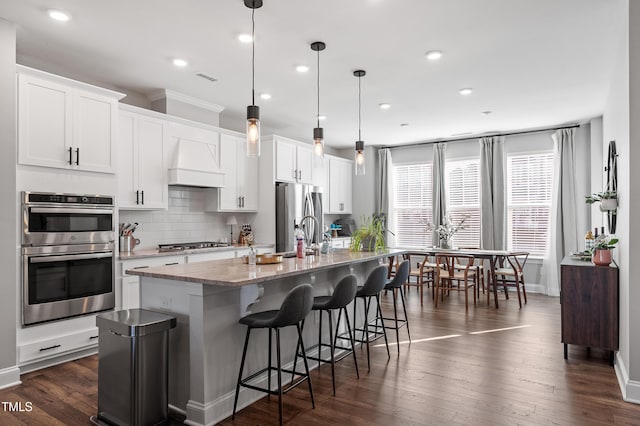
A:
[[379, 123, 581, 150]]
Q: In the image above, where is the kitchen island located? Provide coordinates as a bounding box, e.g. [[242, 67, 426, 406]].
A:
[[126, 248, 403, 426]]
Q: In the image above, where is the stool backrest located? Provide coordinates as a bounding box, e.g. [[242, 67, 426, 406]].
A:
[[359, 264, 388, 296], [325, 274, 357, 309], [387, 260, 410, 288], [273, 284, 314, 328]]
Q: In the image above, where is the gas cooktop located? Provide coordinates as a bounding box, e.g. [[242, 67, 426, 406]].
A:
[[158, 241, 232, 252]]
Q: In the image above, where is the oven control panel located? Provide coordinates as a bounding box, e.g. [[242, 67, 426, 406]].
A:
[[24, 192, 114, 206]]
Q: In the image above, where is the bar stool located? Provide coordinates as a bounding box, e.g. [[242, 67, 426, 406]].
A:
[[352, 265, 390, 371], [294, 274, 359, 396], [232, 284, 315, 425], [383, 260, 411, 352]]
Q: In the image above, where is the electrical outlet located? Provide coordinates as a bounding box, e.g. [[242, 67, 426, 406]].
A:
[[160, 296, 172, 310]]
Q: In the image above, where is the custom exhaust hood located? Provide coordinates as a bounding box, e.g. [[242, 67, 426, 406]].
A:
[[168, 138, 225, 188]]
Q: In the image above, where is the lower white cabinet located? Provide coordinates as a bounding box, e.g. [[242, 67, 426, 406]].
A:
[[19, 328, 99, 364], [330, 237, 351, 249]]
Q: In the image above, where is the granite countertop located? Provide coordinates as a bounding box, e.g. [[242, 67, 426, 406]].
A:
[[118, 243, 274, 260], [125, 248, 404, 287]]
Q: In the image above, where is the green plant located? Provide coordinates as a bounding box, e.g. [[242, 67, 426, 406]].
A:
[[585, 191, 617, 204], [349, 215, 393, 252], [593, 235, 618, 251]]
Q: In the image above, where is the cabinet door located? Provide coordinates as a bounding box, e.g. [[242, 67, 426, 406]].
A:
[[219, 134, 240, 210], [339, 160, 353, 213], [117, 112, 138, 208], [238, 138, 259, 211], [296, 144, 314, 184], [18, 74, 73, 169], [121, 276, 140, 310], [74, 91, 117, 173], [275, 139, 297, 182], [136, 116, 167, 209]]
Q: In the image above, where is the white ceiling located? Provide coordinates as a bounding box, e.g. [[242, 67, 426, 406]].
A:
[[0, 0, 624, 149]]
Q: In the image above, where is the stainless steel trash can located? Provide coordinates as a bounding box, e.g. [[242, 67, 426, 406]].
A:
[[93, 309, 177, 426]]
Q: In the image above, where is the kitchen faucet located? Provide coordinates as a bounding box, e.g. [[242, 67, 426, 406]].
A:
[[300, 215, 320, 253]]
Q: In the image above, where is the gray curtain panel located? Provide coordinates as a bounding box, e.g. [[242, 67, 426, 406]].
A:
[[544, 128, 579, 296], [432, 143, 447, 241], [479, 136, 506, 249], [376, 148, 391, 215]]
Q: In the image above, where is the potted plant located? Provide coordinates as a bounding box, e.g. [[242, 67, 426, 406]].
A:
[[350, 215, 393, 252], [591, 235, 618, 266], [585, 191, 618, 211]]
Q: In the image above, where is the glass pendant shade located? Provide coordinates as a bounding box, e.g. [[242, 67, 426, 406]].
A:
[[355, 140, 365, 175], [246, 105, 260, 157], [313, 127, 324, 167]]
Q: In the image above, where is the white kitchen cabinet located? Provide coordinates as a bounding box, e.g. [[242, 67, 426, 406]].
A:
[[118, 108, 168, 209], [206, 133, 258, 211], [19, 328, 100, 365], [118, 255, 186, 310], [17, 66, 123, 173], [275, 137, 314, 184], [328, 156, 353, 214]]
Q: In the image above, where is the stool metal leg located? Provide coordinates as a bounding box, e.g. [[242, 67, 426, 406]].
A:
[[268, 328, 272, 399], [317, 309, 323, 369], [399, 286, 411, 342], [276, 328, 283, 426], [376, 294, 390, 359], [364, 296, 371, 370], [392, 288, 400, 354], [341, 306, 359, 378], [297, 323, 315, 408], [328, 309, 336, 396], [233, 327, 252, 419]]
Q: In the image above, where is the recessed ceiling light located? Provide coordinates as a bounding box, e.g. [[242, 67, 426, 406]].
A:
[[173, 58, 188, 67], [296, 65, 309, 73], [425, 50, 443, 61], [379, 103, 391, 110], [238, 33, 253, 43], [400, 123, 409, 127], [458, 88, 473, 96], [481, 110, 493, 116], [48, 10, 71, 22], [318, 115, 327, 121], [260, 93, 271, 100]]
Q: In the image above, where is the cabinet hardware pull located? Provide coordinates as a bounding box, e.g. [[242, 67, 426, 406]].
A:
[[141, 190, 144, 205], [136, 190, 139, 204], [298, 170, 302, 180], [89, 335, 99, 340], [238, 196, 242, 208], [241, 196, 245, 208], [39, 344, 61, 352], [132, 265, 149, 269], [75, 148, 80, 165], [293, 169, 297, 179], [165, 262, 179, 266], [68, 147, 73, 165]]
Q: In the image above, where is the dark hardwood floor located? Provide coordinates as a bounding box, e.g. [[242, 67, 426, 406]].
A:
[[2, 288, 639, 425]]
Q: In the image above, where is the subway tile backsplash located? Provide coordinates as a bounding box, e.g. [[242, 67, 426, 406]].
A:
[[119, 187, 255, 249]]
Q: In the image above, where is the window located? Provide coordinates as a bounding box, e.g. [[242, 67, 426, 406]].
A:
[[392, 164, 432, 247], [445, 159, 481, 248], [507, 153, 554, 256]]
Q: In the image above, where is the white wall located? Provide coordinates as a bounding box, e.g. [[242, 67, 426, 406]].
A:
[[119, 187, 256, 250], [0, 18, 19, 388]]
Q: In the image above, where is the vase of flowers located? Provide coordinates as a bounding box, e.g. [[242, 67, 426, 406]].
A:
[[425, 214, 469, 249]]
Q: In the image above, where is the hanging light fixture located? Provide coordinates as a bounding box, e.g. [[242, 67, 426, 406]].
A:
[[354, 70, 366, 175], [245, 0, 262, 157], [311, 41, 326, 165]]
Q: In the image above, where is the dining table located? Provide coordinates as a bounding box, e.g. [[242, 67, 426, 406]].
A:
[[389, 248, 527, 308]]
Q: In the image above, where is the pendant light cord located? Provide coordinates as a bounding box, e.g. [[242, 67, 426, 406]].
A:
[[317, 49, 320, 128], [358, 75, 362, 141], [251, 7, 255, 105]]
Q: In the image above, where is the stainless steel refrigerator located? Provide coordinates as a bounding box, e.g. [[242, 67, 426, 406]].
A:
[[275, 182, 323, 252]]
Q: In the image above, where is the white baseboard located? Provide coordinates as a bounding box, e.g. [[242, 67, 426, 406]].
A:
[[615, 352, 640, 404], [0, 365, 21, 390]]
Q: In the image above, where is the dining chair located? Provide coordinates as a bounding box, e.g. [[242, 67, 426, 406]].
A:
[[399, 253, 435, 306], [434, 254, 477, 311], [456, 247, 485, 297], [493, 252, 529, 308]]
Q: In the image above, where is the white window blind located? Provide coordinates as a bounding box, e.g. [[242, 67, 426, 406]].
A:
[[392, 164, 433, 247], [507, 153, 554, 256], [445, 159, 481, 248]]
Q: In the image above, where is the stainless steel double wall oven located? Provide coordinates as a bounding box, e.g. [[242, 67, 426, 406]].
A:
[[21, 192, 116, 325]]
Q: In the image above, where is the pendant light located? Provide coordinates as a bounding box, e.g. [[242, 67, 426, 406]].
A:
[[354, 70, 366, 175], [311, 41, 326, 166], [245, 0, 262, 157]]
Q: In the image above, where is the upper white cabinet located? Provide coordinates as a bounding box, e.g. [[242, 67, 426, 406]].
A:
[[17, 66, 124, 173], [275, 137, 314, 184], [207, 133, 258, 211], [328, 156, 353, 214], [118, 107, 168, 209]]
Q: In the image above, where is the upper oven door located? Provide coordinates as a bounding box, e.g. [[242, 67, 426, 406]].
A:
[[23, 205, 114, 246]]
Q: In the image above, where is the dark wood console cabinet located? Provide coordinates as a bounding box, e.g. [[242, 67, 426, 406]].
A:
[[560, 257, 619, 364]]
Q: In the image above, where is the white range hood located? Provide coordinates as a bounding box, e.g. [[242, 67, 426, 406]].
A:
[[168, 138, 225, 188]]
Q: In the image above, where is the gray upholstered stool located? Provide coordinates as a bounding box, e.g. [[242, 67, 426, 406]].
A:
[[383, 259, 412, 352], [351, 265, 390, 370], [295, 274, 359, 396], [232, 284, 315, 425]]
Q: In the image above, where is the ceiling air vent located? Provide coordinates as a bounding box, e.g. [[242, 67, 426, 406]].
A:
[[195, 72, 218, 83]]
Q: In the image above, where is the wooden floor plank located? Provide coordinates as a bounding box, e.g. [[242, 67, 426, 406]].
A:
[[1, 292, 639, 425]]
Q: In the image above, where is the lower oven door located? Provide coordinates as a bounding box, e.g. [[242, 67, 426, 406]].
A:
[[22, 244, 115, 326]]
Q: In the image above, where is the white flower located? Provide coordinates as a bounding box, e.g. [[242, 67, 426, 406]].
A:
[[424, 214, 469, 241]]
